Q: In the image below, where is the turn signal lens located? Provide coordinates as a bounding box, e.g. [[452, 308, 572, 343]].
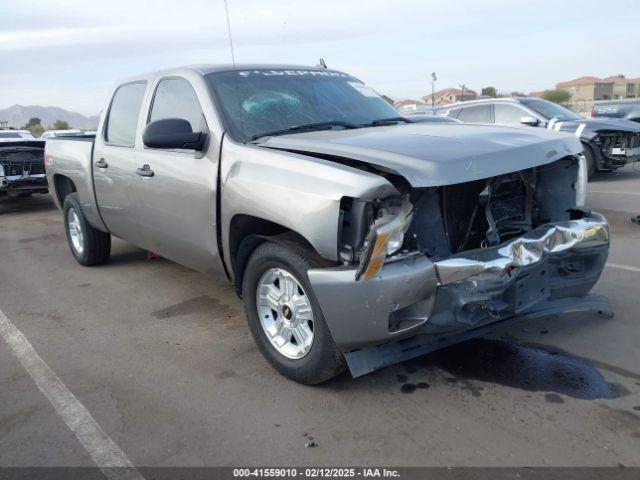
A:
[[356, 198, 413, 280]]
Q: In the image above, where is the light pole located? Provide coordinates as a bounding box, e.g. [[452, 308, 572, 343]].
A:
[[459, 83, 467, 102], [431, 72, 437, 109]]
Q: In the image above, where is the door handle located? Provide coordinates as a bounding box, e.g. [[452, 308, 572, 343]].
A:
[[136, 164, 154, 177], [95, 158, 108, 168]]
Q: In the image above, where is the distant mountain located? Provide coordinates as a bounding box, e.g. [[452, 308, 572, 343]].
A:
[[0, 105, 99, 130]]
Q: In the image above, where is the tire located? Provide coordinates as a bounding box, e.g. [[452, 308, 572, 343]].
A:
[[63, 193, 111, 266], [242, 241, 346, 384], [582, 143, 596, 179]]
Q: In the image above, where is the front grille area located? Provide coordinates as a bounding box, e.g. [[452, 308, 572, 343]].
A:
[[411, 157, 579, 259], [601, 132, 640, 159], [0, 148, 45, 177]]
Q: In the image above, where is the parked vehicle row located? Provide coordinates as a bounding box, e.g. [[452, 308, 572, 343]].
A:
[[592, 99, 640, 123], [438, 97, 640, 177], [44, 64, 609, 384], [0, 129, 47, 197]]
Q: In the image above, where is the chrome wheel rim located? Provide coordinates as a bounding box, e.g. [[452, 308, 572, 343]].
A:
[[256, 268, 314, 359], [67, 208, 84, 255]]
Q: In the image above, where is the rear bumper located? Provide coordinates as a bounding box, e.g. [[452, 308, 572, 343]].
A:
[[308, 213, 610, 353]]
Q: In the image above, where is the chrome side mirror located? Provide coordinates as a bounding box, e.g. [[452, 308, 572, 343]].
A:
[[520, 116, 540, 126]]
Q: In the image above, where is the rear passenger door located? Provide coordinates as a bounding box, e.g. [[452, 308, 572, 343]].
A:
[[93, 81, 147, 243], [132, 76, 220, 272]]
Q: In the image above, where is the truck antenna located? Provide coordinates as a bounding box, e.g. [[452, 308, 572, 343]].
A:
[[223, 0, 236, 67]]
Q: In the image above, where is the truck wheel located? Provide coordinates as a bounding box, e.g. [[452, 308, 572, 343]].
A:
[[242, 241, 346, 384], [63, 193, 111, 266], [582, 143, 596, 179]]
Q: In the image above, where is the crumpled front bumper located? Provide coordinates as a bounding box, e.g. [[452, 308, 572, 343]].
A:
[[0, 173, 48, 194], [307, 213, 610, 354]]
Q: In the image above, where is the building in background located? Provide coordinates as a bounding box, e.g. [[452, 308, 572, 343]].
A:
[[394, 99, 423, 111], [421, 88, 478, 106], [556, 75, 640, 102]]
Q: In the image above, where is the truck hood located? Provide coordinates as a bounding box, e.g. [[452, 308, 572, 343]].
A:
[[258, 123, 582, 187]]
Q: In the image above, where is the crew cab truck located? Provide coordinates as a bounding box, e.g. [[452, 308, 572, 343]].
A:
[[45, 65, 610, 384]]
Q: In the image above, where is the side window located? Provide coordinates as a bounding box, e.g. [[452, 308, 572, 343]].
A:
[[105, 82, 147, 147], [446, 108, 462, 119], [495, 104, 528, 124], [458, 105, 491, 123], [149, 78, 205, 133]]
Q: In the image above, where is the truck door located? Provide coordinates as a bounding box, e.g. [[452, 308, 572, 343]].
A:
[[132, 76, 221, 275], [93, 81, 147, 244]]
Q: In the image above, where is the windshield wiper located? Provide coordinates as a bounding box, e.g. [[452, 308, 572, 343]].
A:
[[361, 116, 414, 127], [250, 121, 358, 142]]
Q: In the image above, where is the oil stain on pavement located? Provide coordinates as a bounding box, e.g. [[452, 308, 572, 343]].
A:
[[151, 295, 235, 319], [399, 338, 619, 400]]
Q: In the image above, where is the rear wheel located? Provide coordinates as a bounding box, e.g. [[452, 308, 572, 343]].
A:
[[242, 241, 346, 384], [63, 193, 111, 266]]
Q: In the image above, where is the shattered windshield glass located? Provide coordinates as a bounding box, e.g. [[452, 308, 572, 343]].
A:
[[206, 69, 399, 142]]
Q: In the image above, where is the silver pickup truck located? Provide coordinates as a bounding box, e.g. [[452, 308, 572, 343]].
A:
[[45, 64, 610, 384]]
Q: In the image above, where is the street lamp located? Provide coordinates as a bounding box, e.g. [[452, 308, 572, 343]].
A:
[[459, 83, 467, 102], [431, 72, 437, 109]]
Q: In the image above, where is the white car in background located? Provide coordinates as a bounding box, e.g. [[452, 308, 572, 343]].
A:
[[0, 130, 37, 142], [40, 129, 84, 139]]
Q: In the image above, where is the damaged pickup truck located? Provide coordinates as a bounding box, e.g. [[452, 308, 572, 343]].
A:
[[44, 65, 610, 384]]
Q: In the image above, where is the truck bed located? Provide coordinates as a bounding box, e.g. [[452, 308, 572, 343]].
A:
[[44, 136, 106, 231]]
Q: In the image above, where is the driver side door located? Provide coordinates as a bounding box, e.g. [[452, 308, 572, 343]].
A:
[[132, 76, 220, 274]]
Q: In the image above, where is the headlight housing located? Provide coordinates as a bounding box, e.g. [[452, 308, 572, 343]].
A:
[[575, 153, 588, 208], [355, 196, 413, 280]]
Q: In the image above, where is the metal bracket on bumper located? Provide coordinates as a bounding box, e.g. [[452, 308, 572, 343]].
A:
[[344, 294, 612, 378]]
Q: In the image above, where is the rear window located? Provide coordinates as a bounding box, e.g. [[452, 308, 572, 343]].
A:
[[0, 132, 21, 138], [105, 82, 147, 147], [458, 104, 491, 123]]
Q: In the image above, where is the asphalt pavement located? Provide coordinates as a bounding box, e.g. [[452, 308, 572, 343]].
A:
[[0, 164, 639, 468]]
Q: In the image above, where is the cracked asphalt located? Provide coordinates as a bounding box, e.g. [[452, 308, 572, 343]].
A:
[[1, 165, 639, 467]]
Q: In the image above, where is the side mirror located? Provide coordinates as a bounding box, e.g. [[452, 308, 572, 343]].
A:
[[142, 118, 207, 150], [520, 116, 540, 126]]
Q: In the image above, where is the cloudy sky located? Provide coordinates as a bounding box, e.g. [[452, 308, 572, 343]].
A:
[[1, 0, 639, 116]]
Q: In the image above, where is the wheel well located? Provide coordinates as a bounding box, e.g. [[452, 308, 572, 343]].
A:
[[229, 215, 323, 297], [53, 175, 77, 206]]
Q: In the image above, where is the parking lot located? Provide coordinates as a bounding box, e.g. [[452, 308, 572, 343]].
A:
[[1, 165, 639, 468]]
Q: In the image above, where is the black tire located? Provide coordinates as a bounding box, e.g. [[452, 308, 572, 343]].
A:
[[582, 143, 596, 179], [63, 193, 111, 266], [242, 241, 346, 384]]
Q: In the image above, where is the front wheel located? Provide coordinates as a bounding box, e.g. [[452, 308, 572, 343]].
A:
[[582, 143, 596, 179], [242, 241, 346, 384], [63, 193, 111, 266]]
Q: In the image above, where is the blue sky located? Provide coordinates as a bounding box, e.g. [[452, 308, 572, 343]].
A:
[[1, 0, 639, 116]]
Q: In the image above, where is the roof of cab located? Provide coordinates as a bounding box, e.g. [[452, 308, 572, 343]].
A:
[[112, 64, 349, 86]]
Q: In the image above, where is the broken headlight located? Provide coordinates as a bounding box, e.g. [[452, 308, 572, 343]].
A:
[[355, 196, 413, 280]]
